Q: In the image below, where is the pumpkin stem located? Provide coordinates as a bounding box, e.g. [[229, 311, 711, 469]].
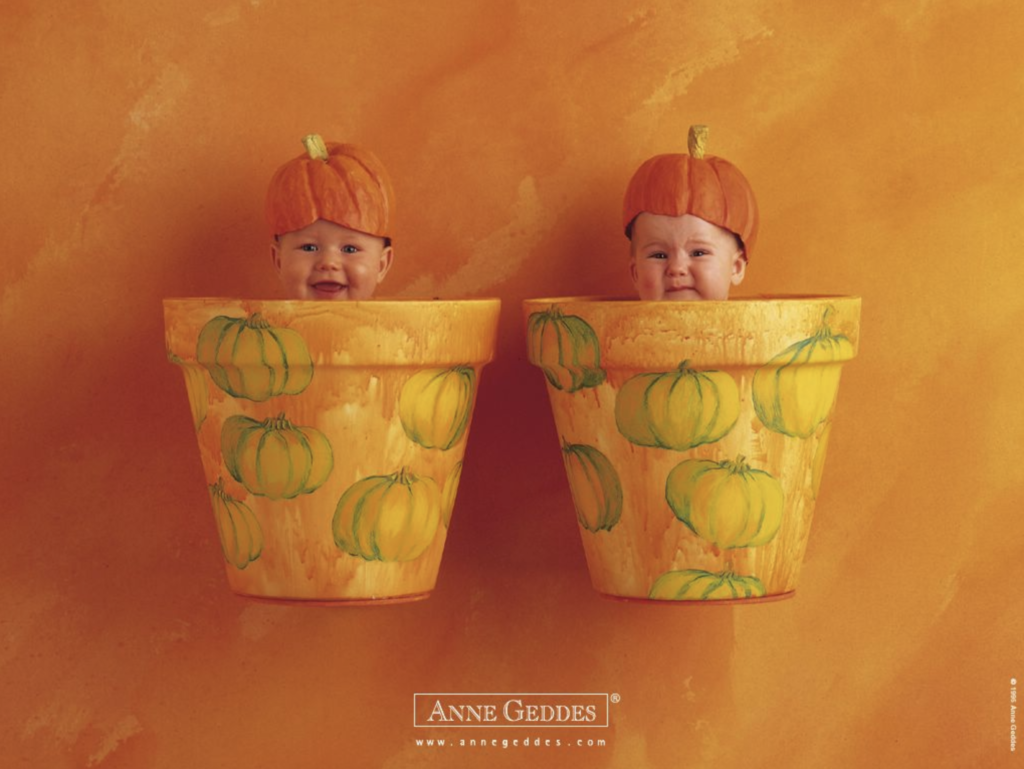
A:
[[302, 134, 330, 161], [547, 304, 563, 318], [246, 312, 270, 329], [728, 455, 750, 474], [395, 466, 414, 485], [677, 360, 692, 372], [688, 125, 709, 160], [265, 412, 290, 430], [820, 305, 836, 333]]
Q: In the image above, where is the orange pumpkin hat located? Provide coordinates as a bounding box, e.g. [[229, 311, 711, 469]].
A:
[[265, 134, 395, 238], [622, 125, 758, 256]]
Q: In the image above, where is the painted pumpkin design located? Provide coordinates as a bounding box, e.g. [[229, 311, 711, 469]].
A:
[[753, 309, 854, 438], [666, 455, 784, 549], [615, 361, 739, 451], [649, 569, 766, 601], [561, 440, 623, 533], [197, 313, 313, 402], [527, 306, 606, 393], [168, 352, 208, 432], [333, 467, 441, 562], [399, 367, 475, 450], [209, 478, 263, 570], [221, 413, 333, 500], [441, 461, 463, 529]]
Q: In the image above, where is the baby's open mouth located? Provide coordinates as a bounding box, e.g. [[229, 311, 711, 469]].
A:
[[311, 281, 347, 294]]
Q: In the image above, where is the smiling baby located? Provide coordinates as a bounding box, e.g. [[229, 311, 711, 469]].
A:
[[623, 125, 758, 301], [266, 135, 394, 300]]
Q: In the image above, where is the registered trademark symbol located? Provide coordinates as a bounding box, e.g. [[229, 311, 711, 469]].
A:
[[610, 693, 621, 704]]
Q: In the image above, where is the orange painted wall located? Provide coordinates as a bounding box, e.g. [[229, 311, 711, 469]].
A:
[[2, 2, 1021, 766]]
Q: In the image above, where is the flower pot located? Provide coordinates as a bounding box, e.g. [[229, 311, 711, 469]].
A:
[[524, 296, 860, 603], [165, 298, 500, 605]]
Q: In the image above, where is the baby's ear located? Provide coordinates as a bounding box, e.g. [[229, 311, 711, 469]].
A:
[[376, 244, 394, 284], [731, 251, 747, 285]]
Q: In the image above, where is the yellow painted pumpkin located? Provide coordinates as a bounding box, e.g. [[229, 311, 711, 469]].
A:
[[753, 309, 853, 438], [615, 361, 739, 451], [527, 305, 606, 392], [333, 467, 441, 562], [197, 313, 313, 402], [441, 461, 463, 529], [209, 478, 263, 570], [221, 413, 333, 500], [666, 455, 784, 549], [399, 367, 475, 450], [168, 352, 208, 432], [561, 439, 623, 533], [649, 569, 765, 601]]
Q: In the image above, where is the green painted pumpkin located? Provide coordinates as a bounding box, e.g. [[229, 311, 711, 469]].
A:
[[649, 569, 766, 601], [615, 361, 739, 451], [399, 367, 475, 450], [752, 309, 853, 438], [666, 455, 784, 549], [209, 478, 263, 570], [197, 313, 313, 402], [221, 413, 333, 499], [561, 439, 623, 533], [527, 306, 606, 392], [333, 467, 441, 562]]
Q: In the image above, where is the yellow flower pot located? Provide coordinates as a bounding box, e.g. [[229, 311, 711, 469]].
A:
[[165, 298, 500, 604], [525, 296, 861, 603]]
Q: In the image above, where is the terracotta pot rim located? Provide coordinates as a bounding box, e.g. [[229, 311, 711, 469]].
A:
[[523, 294, 861, 367], [164, 297, 501, 308], [523, 294, 859, 305], [165, 297, 502, 367]]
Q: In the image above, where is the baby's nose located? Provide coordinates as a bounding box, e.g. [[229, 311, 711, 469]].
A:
[[666, 253, 690, 274], [316, 248, 343, 268]]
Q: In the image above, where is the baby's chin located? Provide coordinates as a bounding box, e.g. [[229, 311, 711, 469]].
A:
[[662, 287, 704, 301]]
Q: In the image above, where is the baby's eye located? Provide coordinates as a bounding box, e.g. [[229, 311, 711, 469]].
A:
[[647, 252, 668, 260], [298, 243, 318, 252], [342, 244, 360, 254], [691, 249, 709, 258]]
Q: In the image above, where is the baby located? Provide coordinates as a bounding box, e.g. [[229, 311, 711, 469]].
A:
[[623, 125, 758, 301], [266, 135, 395, 300]]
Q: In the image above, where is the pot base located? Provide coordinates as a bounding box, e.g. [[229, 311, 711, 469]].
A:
[[237, 591, 433, 607], [599, 590, 796, 606]]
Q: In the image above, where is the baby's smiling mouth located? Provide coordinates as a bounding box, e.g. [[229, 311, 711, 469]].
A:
[[311, 280, 347, 294]]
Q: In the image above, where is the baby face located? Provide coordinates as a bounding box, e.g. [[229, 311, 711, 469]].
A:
[[629, 213, 746, 301], [272, 219, 393, 300]]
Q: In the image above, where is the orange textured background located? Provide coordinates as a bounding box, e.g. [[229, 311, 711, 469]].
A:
[[2, 2, 1022, 767]]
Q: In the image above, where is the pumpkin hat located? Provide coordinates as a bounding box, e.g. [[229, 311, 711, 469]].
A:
[[265, 134, 395, 239], [622, 125, 758, 256]]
